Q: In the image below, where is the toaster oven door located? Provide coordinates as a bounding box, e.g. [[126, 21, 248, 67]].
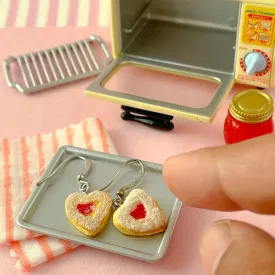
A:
[[84, 56, 235, 124]]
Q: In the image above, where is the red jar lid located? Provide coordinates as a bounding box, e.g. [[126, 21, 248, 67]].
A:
[[229, 90, 274, 124]]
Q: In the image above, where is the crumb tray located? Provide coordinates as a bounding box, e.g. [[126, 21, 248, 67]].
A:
[[17, 146, 182, 262]]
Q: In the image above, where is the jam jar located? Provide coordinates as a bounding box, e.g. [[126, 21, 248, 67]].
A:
[[224, 89, 274, 144]]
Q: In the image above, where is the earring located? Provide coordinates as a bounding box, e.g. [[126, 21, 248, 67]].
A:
[[106, 160, 168, 237], [36, 157, 167, 238], [36, 156, 113, 237]]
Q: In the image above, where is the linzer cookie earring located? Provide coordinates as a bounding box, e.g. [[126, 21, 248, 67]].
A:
[[36, 156, 113, 237], [113, 189, 167, 236], [108, 160, 167, 237], [36, 157, 167, 237], [64, 191, 112, 237]]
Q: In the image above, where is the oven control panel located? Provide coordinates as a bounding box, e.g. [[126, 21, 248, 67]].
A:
[[235, 2, 275, 88]]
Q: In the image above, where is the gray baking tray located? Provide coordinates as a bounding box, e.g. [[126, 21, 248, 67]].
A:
[[17, 145, 182, 262]]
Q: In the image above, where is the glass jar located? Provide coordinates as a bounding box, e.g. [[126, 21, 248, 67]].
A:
[[224, 89, 274, 144]]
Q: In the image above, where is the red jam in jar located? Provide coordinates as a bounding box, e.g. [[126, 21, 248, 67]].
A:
[[224, 89, 274, 144]]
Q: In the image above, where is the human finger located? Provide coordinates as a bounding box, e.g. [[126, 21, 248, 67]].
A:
[[163, 133, 275, 214], [199, 220, 275, 275]]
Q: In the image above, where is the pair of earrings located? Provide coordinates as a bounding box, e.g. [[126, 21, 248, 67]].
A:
[[36, 156, 167, 237]]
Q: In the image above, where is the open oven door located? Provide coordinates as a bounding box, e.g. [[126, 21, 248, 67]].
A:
[[84, 55, 235, 124]]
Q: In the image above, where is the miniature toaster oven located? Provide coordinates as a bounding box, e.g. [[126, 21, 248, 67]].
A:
[[85, 0, 275, 123]]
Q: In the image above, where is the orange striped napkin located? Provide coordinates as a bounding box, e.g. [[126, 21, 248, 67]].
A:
[[0, 117, 117, 271]]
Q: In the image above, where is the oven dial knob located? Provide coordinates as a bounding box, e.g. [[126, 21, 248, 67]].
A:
[[244, 52, 268, 76]]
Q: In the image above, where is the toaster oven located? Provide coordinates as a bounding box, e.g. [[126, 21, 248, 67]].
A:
[[84, 0, 275, 124]]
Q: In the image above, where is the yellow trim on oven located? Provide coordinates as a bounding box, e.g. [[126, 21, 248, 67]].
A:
[[110, 0, 121, 59]]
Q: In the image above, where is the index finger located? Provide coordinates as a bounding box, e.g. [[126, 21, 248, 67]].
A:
[[163, 133, 275, 214]]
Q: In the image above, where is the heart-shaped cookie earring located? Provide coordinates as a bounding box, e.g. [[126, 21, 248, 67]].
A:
[[65, 190, 112, 237], [36, 157, 167, 237], [113, 188, 167, 237], [108, 160, 168, 237], [36, 156, 113, 237]]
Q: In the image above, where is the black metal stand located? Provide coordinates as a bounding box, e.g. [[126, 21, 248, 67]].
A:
[[121, 106, 174, 131]]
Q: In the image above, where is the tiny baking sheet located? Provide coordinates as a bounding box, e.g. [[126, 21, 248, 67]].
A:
[[17, 145, 182, 262]]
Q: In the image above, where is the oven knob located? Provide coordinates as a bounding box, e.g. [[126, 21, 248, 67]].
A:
[[244, 52, 268, 76]]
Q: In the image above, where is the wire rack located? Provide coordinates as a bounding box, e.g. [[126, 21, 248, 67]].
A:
[[3, 35, 112, 94]]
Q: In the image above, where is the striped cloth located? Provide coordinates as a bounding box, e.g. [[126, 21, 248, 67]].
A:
[[0, 0, 109, 28], [0, 117, 117, 271]]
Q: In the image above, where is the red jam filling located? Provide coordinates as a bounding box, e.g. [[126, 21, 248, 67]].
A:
[[77, 202, 96, 216], [130, 203, 146, 220]]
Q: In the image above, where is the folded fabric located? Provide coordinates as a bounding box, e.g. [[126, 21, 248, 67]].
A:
[[10, 237, 80, 271], [0, 117, 117, 271]]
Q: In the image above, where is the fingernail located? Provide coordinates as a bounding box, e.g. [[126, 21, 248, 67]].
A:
[[199, 220, 232, 275]]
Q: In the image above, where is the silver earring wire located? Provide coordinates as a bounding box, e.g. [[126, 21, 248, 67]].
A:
[[36, 156, 93, 194], [106, 159, 145, 208], [36, 156, 145, 199]]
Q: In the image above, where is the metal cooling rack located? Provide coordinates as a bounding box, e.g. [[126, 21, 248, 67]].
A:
[[3, 35, 112, 94]]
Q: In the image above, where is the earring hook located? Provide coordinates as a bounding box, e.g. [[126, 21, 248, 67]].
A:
[[101, 159, 145, 208], [35, 156, 145, 199], [36, 155, 92, 194]]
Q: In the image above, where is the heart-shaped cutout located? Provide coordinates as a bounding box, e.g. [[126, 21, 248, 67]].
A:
[[113, 189, 167, 236], [65, 191, 112, 236], [130, 203, 146, 220], [77, 202, 97, 216]]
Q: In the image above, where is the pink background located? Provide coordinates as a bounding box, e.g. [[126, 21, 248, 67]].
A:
[[1, 2, 275, 274]]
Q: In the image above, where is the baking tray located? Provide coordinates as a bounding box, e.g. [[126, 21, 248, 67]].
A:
[[17, 145, 182, 262]]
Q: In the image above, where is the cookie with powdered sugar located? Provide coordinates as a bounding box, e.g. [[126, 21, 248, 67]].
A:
[[65, 191, 113, 236], [113, 189, 167, 236]]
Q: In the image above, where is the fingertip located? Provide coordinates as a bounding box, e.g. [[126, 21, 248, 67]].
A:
[[163, 153, 190, 201], [162, 149, 240, 210], [163, 154, 178, 185]]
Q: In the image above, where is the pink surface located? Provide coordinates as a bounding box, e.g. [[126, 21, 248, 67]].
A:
[[0, 27, 275, 275]]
